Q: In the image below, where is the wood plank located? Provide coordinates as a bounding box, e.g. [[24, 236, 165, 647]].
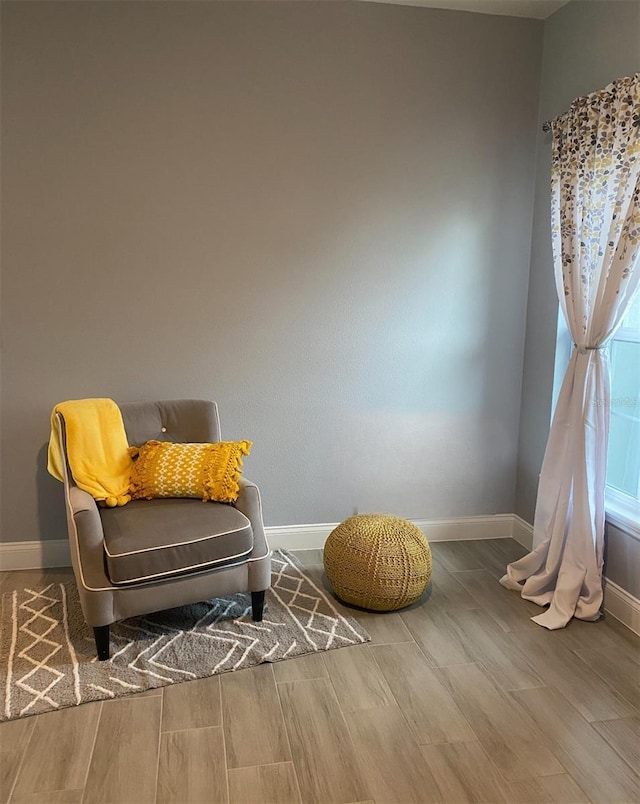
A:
[[453, 569, 541, 631], [557, 615, 640, 661], [157, 726, 227, 804], [421, 740, 511, 803], [161, 675, 221, 732], [592, 716, 640, 773], [0, 717, 34, 804], [83, 696, 161, 804], [321, 644, 394, 713], [350, 609, 416, 644], [505, 774, 590, 803], [466, 538, 528, 580], [511, 685, 640, 803], [0, 716, 34, 754], [427, 565, 479, 611], [345, 706, 442, 803], [290, 549, 324, 567], [429, 542, 485, 573], [278, 678, 369, 804], [221, 663, 291, 769], [0, 748, 24, 804], [442, 663, 564, 781], [510, 630, 638, 722], [400, 604, 475, 667], [228, 763, 301, 804], [11, 790, 84, 804], [11, 702, 101, 800], [445, 607, 544, 691], [371, 643, 475, 745], [273, 652, 328, 683], [572, 647, 640, 711]]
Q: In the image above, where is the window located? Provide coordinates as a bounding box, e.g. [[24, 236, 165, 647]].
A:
[[606, 292, 640, 537]]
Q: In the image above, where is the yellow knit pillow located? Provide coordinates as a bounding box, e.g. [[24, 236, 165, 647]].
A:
[[128, 440, 252, 503]]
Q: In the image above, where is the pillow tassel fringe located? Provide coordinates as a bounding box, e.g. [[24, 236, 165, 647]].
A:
[[127, 442, 155, 500], [203, 440, 252, 504]]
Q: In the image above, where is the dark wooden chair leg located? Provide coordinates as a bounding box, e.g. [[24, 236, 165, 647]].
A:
[[93, 625, 110, 661], [251, 590, 265, 622]]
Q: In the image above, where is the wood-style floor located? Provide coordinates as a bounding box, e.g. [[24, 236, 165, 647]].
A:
[[1, 538, 639, 804]]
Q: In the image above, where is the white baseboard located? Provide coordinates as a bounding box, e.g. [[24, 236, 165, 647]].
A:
[[0, 513, 515, 571], [603, 579, 640, 636], [0, 539, 72, 571], [418, 514, 514, 542], [266, 513, 514, 551], [264, 522, 335, 552], [511, 515, 534, 549]]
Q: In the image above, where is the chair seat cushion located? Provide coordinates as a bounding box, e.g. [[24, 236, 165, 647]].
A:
[[100, 498, 253, 585]]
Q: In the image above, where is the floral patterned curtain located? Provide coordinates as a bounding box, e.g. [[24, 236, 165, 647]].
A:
[[501, 74, 640, 629]]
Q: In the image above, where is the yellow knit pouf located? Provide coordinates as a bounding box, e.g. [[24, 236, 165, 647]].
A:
[[323, 514, 432, 611]]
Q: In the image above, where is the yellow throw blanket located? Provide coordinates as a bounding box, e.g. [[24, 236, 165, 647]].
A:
[[48, 398, 132, 507]]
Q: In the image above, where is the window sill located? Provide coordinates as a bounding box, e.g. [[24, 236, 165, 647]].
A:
[[605, 488, 640, 541]]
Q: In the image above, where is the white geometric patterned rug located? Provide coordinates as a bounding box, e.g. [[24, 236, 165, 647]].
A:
[[0, 551, 369, 722]]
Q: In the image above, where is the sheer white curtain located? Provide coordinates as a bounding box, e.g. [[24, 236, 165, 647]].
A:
[[501, 74, 640, 629]]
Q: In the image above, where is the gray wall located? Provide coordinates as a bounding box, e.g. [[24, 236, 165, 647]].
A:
[[515, 0, 640, 592], [1, 1, 542, 542]]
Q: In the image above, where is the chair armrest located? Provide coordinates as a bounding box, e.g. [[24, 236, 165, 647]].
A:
[[67, 486, 106, 549], [63, 483, 114, 592], [235, 476, 270, 559], [69, 486, 99, 516]]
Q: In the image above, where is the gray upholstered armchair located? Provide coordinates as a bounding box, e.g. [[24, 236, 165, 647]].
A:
[[57, 399, 271, 660]]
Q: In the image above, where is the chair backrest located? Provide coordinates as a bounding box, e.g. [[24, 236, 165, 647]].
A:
[[119, 400, 221, 446]]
